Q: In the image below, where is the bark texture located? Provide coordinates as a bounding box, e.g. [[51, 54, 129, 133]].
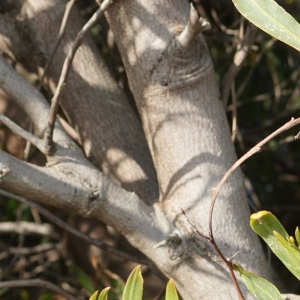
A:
[[0, 0, 277, 299]]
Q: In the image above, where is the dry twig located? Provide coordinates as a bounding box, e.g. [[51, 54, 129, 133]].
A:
[[0, 189, 149, 266], [44, 0, 113, 155]]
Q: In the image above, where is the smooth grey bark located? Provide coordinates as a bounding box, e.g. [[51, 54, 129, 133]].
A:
[[0, 0, 279, 299]]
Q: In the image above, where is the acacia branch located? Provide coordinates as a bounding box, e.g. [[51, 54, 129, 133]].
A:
[[44, 0, 113, 155], [176, 3, 211, 48], [37, 0, 76, 91], [0, 114, 45, 152], [0, 55, 71, 146], [207, 117, 300, 299]]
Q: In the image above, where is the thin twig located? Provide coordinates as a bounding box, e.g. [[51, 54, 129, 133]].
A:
[[231, 83, 237, 142], [37, 0, 76, 91], [236, 38, 276, 98], [0, 221, 59, 238], [209, 117, 300, 236], [44, 0, 113, 155], [0, 189, 149, 266], [183, 118, 300, 300], [208, 117, 300, 297], [180, 208, 209, 240], [221, 22, 257, 107], [0, 113, 45, 152], [0, 279, 77, 300]]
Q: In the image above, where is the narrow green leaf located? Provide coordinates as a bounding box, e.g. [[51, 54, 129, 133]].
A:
[[122, 265, 143, 300], [233, 263, 284, 300], [250, 211, 289, 242], [250, 211, 300, 280], [273, 231, 300, 280], [295, 227, 300, 247], [165, 279, 178, 300], [232, 0, 300, 51], [89, 290, 100, 300]]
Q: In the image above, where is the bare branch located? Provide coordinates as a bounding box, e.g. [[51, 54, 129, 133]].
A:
[[0, 114, 45, 152], [221, 22, 257, 107], [0, 189, 149, 265], [210, 117, 300, 235], [0, 221, 59, 238], [205, 117, 300, 299], [44, 0, 113, 155], [0, 55, 71, 146], [0, 279, 77, 300], [176, 3, 211, 49], [37, 0, 76, 91]]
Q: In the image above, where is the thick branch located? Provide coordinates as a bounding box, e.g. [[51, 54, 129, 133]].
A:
[[0, 189, 149, 265], [0, 150, 166, 263], [6, 0, 158, 203], [0, 55, 72, 147]]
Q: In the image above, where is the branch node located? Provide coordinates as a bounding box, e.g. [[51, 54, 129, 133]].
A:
[[228, 250, 240, 263], [176, 3, 211, 48], [43, 138, 57, 156], [0, 167, 10, 180]]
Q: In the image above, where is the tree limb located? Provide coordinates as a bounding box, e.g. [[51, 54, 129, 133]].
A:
[[44, 0, 113, 155], [0, 189, 150, 265]]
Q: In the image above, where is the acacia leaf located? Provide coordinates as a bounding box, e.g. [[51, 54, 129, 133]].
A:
[[251, 211, 300, 280], [233, 0, 300, 51], [233, 263, 284, 300], [122, 265, 143, 300], [165, 279, 179, 300]]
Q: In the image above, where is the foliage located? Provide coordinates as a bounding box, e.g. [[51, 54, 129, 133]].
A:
[[233, 263, 284, 300], [234, 211, 300, 299], [89, 265, 179, 300], [251, 211, 300, 281], [233, 0, 300, 51]]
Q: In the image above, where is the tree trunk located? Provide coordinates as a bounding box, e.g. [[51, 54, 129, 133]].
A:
[[0, 0, 276, 298]]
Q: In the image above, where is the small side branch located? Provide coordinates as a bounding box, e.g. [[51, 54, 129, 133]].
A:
[[176, 3, 211, 49], [221, 22, 257, 107], [0, 189, 149, 266], [37, 0, 76, 91], [44, 0, 113, 155], [0, 114, 45, 152], [208, 117, 300, 299]]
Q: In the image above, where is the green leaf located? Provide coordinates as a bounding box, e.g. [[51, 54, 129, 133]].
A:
[[70, 264, 95, 296], [295, 226, 300, 247], [273, 231, 300, 280], [165, 279, 178, 300], [250, 211, 289, 241], [233, 263, 284, 300], [232, 0, 300, 51], [122, 265, 143, 300], [250, 211, 300, 280], [89, 288, 110, 300]]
